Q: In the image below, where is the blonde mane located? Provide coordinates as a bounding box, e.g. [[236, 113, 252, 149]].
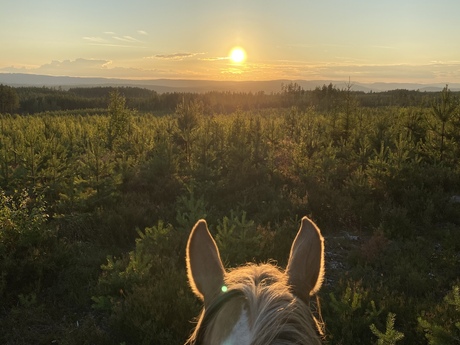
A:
[[186, 263, 323, 345]]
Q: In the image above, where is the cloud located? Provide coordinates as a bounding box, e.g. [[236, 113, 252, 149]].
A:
[[112, 35, 141, 43], [83, 36, 106, 43], [38, 58, 110, 69], [279, 61, 460, 82], [83, 32, 145, 47], [150, 52, 204, 60], [137, 30, 148, 35], [18, 58, 114, 77], [0, 58, 188, 79], [3, 57, 460, 83], [201, 56, 228, 61]]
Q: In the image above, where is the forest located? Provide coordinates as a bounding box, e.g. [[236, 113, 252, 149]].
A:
[[0, 83, 459, 344], [0, 82, 452, 115]]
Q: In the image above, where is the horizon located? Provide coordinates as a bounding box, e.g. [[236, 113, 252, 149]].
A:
[[1, 0, 460, 84], [4, 72, 460, 93]]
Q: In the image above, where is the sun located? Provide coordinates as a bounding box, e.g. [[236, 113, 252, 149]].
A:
[[229, 47, 246, 63]]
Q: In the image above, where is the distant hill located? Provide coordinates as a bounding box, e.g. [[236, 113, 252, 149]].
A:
[[1, 73, 459, 93]]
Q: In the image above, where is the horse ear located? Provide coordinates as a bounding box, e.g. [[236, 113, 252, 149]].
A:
[[186, 219, 225, 306], [286, 216, 325, 302]]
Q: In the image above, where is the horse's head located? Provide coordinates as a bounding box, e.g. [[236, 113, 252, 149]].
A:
[[185, 217, 325, 345]]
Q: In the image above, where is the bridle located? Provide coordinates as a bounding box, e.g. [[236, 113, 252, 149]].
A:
[[194, 288, 245, 345]]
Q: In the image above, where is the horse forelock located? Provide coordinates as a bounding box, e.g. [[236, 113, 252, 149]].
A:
[[186, 263, 323, 345]]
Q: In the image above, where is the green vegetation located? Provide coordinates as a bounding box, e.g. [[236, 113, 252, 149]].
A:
[[3, 82, 459, 116], [0, 84, 459, 344], [0, 84, 19, 113]]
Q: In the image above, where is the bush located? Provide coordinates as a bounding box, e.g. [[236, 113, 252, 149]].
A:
[[418, 284, 460, 345], [0, 189, 59, 305], [215, 210, 260, 265], [322, 280, 384, 345], [370, 312, 404, 345], [92, 221, 198, 344]]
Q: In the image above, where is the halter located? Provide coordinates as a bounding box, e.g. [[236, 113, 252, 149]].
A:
[[194, 288, 245, 345]]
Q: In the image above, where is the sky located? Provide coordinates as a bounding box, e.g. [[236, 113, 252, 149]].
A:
[[1, 0, 460, 83]]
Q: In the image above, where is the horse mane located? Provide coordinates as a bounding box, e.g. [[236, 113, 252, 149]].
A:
[[186, 263, 323, 345]]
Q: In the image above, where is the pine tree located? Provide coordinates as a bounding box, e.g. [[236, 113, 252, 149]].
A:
[[107, 89, 132, 151], [418, 285, 460, 345], [431, 85, 458, 162], [175, 98, 201, 165], [370, 313, 405, 345]]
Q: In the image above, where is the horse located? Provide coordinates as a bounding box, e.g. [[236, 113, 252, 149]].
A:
[[185, 216, 325, 345]]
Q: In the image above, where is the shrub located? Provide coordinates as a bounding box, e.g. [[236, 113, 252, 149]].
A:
[[322, 280, 384, 344], [370, 312, 404, 345], [0, 189, 59, 305], [92, 221, 198, 344], [418, 284, 460, 345], [215, 210, 260, 265]]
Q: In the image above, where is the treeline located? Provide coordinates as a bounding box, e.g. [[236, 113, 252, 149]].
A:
[[0, 83, 455, 115], [9, 86, 283, 114]]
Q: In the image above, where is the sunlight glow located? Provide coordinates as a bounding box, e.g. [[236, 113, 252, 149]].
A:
[[229, 47, 246, 64]]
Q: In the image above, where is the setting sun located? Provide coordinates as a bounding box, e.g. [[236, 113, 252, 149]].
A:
[[229, 47, 246, 63]]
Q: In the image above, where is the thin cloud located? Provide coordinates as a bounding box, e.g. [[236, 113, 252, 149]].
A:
[[24, 58, 113, 77], [137, 30, 148, 35], [38, 58, 110, 69], [1, 58, 186, 79], [113, 35, 141, 43], [86, 43, 138, 48], [201, 56, 228, 61], [82, 36, 106, 43], [151, 52, 204, 60], [83, 32, 146, 48]]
